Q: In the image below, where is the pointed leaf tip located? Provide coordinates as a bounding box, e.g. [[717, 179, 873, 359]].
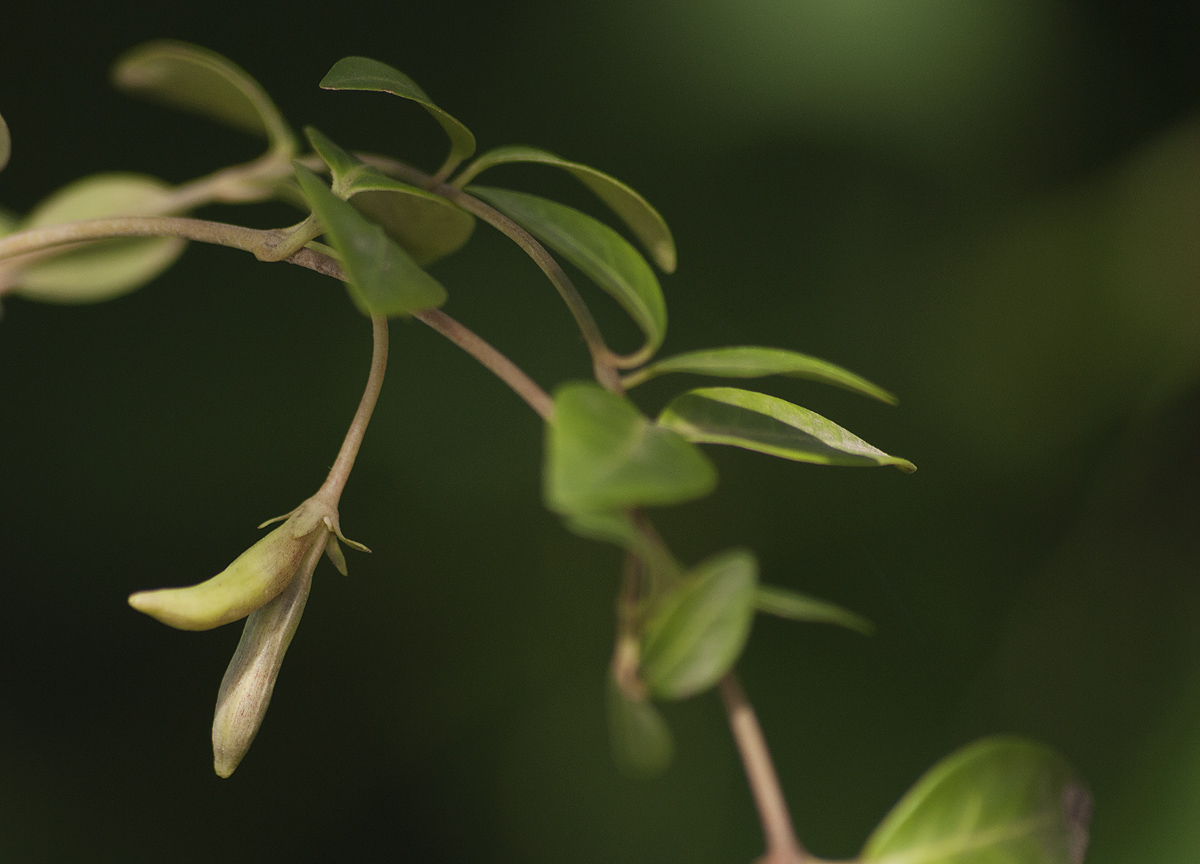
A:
[[659, 387, 915, 472], [320, 56, 475, 181], [112, 40, 294, 155]]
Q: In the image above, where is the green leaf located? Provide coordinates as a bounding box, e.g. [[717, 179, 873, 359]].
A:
[[470, 186, 667, 355], [641, 548, 758, 700], [755, 585, 874, 635], [659, 387, 916, 472], [606, 675, 674, 778], [862, 737, 1092, 864], [0, 207, 16, 237], [304, 126, 474, 266], [10, 173, 185, 304], [294, 164, 447, 318], [320, 57, 475, 181], [545, 382, 716, 515], [304, 126, 362, 190], [455, 145, 676, 273], [0, 110, 10, 173], [626, 345, 897, 404], [111, 40, 295, 156], [561, 510, 645, 554]]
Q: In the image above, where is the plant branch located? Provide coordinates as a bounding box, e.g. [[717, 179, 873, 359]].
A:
[[413, 309, 554, 420], [719, 673, 808, 864], [355, 153, 626, 390], [317, 315, 389, 503]]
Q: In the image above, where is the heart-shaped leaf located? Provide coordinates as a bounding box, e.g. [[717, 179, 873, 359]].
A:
[[294, 164, 447, 318], [640, 548, 758, 700], [305, 127, 474, 265], [112, 40, 295, 156], [320, 57, 475, 182], [470, 186, 666, 356], [755, 585, 874, 635], [0, 110, 10, 173], [545, 382, 716, 515], [659, 387, 916, 472], [454, 145, 676, 272], [9, 173, 185, 304], [862, 737, 1092, 864], [625, 345, 896, 404], [607, 675, 674, 777]]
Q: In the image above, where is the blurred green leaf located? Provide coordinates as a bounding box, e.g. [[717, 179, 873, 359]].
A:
[[319, 57, 475, 181], [754, 585, 874, 635], [0, 207, 16, 237], [112, 40, 295, 156], [626, 345, 896, 403], [544, 382, 716, 515], [606, 675, 674, 777], [294, 164, 447, 318], [470, 186, 667, 355], [305, 127, 475, 265], [659, 387, 916, 472], [0, 110, 10, 173], [562, 509, 644, 554], [641, 548, 758, 700], [10, 173, 185, 304], [455, 145, 676, 272], [862, 737, 1091, 864]]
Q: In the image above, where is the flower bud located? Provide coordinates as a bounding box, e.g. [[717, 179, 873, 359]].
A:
[[211, 529, 323, 778], [127, 499, 332, 631]]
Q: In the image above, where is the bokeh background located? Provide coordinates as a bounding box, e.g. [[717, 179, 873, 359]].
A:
[[3, 1, 1200, 861]]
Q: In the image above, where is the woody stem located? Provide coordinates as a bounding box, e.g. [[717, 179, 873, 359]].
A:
[[319, 315, 389, 502]]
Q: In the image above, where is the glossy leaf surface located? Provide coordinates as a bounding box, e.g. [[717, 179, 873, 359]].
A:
[[455, 145, 676, 272], [294, 165, 447, 317], [862, 737, 1092, 864], [0, 110, 10, 173], [470, 186, 667, 354], [606, 676, 674, 777], [544, 382, 716, 515], [755, 585, 874, 635], [320, 57, 475, 179], [659, 387, 916, 472], [305, 127, 474, 265], [112, 40, 295, 155], [626, 345, 896, 403], [641, 548, 758, 700], [11, 173, 185, 304]]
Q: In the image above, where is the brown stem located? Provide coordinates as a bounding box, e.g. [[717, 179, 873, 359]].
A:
[[413, 309, 554, 420], [719, 673, 808, 864], [318, 316, 389, 502]]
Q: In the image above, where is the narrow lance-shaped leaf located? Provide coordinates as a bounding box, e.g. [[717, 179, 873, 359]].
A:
[[305, 126, 475, 265], [625, 345, 897, 404], [640, 548, 758, 700], [862, 736, 1092, 864], [112, 40, 296, 156], [0, 110, 10, 173], [659, 387, 916, 472], [470, 185, 667, 356], [755, 585, 874, 635], [545, 382, 716, 515], [320, 57, 475, 182], [454, 145, 676, 272], [294, 164, 447, 318], [7, 173, 186, 304], [606, 675, 674, 778]]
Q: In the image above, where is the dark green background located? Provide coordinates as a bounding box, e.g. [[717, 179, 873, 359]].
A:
[[3, 1, 1200, 861]]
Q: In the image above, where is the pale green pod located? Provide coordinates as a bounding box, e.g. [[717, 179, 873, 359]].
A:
[[127, 499, 330, 631], [211, 531, 322, 778]]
